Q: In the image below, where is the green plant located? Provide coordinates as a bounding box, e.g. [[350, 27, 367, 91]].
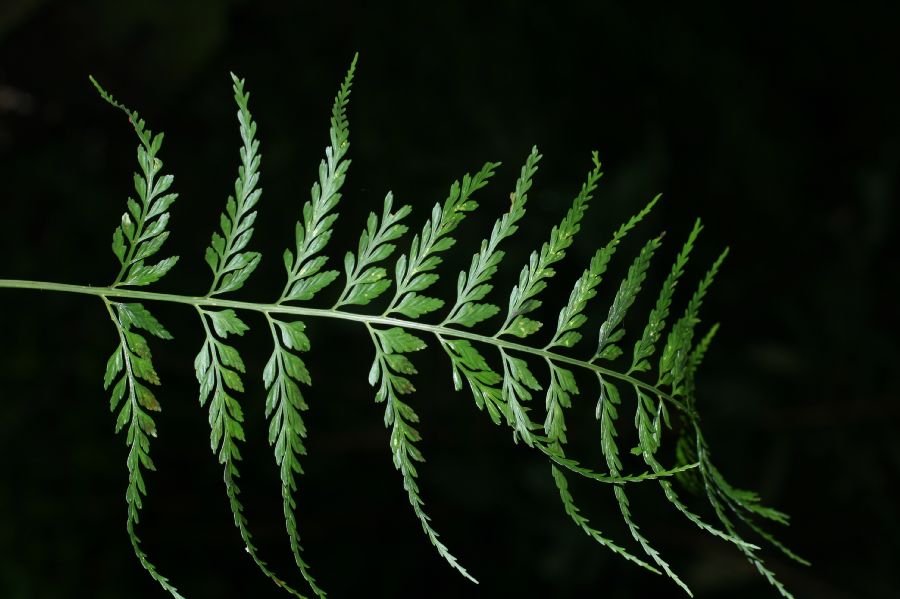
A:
[[0, 55, 806, 598]]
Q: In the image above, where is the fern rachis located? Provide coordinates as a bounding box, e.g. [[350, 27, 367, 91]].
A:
[[0, 55, 805, 597]]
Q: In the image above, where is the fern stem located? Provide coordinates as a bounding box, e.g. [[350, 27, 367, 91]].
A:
[[0, 279, 681, 407]]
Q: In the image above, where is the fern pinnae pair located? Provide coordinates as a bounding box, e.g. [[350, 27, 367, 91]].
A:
[[0, 55, 806, 597], [193, 73, 310, 596], [261, 54, 357, 599], [89, 77, 185, 598]]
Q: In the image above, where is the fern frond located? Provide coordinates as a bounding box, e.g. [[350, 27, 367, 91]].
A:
[[261, 56, 359, 598], [496, 156, 603, 444], [438, 149, 541, 430], [443, 147, 538, 328], [547, 194, 658, 351], [696, 439, 796, 599], [0, 59, 803, 598], [679, 323, 807, 598], [599, 377, 691, 594], [192, 74, 306, 596], [683, 322, 720, 405], [595, 234, 664, 362], [550, 465, 659, 573], [92, 77, 183, 597], [499, 152, 602, 339], [386, 161, 498, 318], [279, 53, 357, 305], [538, 196, 663, 567], [366, 325, 477, 582], [205, 74, 263, 296], [349, 161, 500, 579], [262, 313, 323, 598], [658, 248, 729, 395], [610, 223, 756, 552], [335, 192, 411, 308], [629, 219, 702, 375], [90, 76, 179, 289]]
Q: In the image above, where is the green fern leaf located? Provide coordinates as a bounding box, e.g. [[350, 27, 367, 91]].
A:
[[444, 147, 539, 328], [629, 219, 702, 374], [280, 54, 357, 306], [386, 161, 498, 318], [367, 324, 478, 583], [499, 152, 602, 339], [260, 55, 360, 599], [658, 248, 729, 395], [191, 72, 306, 596], [0, 58, 803, 599], [599, 376, 691, 594], [335, 192, 411, 307], [90, 76, 185, 599], [595, 234, 664, 362]]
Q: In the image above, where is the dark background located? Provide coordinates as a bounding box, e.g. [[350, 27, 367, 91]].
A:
[[1, 1, 898, 598]]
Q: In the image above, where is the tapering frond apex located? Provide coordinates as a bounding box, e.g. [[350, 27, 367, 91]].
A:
[[89, 76, 156, 147]]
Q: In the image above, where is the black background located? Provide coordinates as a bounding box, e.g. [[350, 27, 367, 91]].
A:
[[1, 2, 898, 598]]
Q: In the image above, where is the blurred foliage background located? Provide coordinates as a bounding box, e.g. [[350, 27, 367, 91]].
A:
[[1, 1, 898, 597]]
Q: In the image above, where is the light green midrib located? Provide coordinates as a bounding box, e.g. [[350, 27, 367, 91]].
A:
[[0, 278, 676, 403]]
